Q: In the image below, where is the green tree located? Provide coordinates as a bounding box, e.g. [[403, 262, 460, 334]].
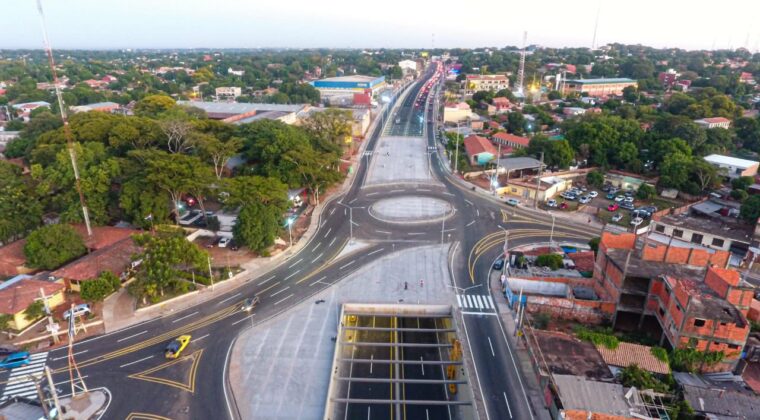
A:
[[636, 184, 656, 200], [24, 300, 45, 322], [234, 201, 282, 253], [506, 111, 525, 135], [133, 94, 176, 118], [618, 364, 670, 393], [80, 271, 120, 303], [586, 171, 604, 188], [24, 224, 86, 270], [588, 237, 600, 255], [535, 254, 563, 270], [731, 176, 754, 191], [740, 195, 760, 222], [659, 152, 693, 189], [197, 134, 244, 179], [300, 108, 352, 154], [0, 162, 42, 244]]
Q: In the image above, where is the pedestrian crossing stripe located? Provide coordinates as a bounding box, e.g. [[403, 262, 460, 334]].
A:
[[363, 151, 373, 156], [456, 294, 495, 310], [0, 351, 48, 401]]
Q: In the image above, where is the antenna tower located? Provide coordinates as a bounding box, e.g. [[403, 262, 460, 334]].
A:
[[517, 31, 527, 96]]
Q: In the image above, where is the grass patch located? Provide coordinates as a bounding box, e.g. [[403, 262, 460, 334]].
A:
[[574, 325, 619, 349]]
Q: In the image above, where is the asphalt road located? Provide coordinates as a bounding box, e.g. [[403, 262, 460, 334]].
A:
[[0, 64, 598, 419]]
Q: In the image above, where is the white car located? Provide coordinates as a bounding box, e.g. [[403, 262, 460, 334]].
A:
[[630, 217, 644, 226], [63, 304, 91, 321], [624, 196, 634, 203], [579, 196, 591, 204], [614, 195, 625, 202], [218, 237, 232, 248], [588, 191, 598, 198], [546, 199, 558, 208], [611, 213, 623, 222]]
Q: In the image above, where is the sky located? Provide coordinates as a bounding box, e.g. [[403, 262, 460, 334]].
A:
[[4, 0, 760, 52]]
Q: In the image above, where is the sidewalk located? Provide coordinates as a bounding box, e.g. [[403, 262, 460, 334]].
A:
[[488, 269, 552, 420]]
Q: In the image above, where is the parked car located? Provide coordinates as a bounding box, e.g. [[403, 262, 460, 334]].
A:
[[624, 196, 634, 203], [606, 192, 617, 200], [546, 199, 558, 208], [559, 202, 569, 210], [63, 303, 91, 321], [614, 195, 625, 203], [633, 209, 652, 219], [588, 191, 598, 198], [601, 184, 611, 192], [492, 259, 505, 270], [579, 196, 591, 204], [620, 202, 635, 210], [0, 352, 30, 370], [611, 213, 624, 222], [630, 217, 644, 227], [624, 191, 635, 197], [218, 237, 231, 248], [642, 206, 658, 214], [607, 204, 619, 212], [164, 335, 191, 359], [506, 198, 519, 207]]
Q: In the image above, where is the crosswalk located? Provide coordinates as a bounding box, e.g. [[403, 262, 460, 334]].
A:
[[1, 352, 49, 401], [456, 294, 495, 311], [427, 146, 437, 151], [363, 151, 373, 156]]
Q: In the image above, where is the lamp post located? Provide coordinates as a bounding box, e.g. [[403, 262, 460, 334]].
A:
[[454, 121, 461, 174], [337, 202, 363, 244], [286, 217, 294, 248], [550, 213, 556, 245]]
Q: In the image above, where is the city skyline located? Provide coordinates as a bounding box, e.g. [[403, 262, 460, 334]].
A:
[[4, 0, 760, 52]]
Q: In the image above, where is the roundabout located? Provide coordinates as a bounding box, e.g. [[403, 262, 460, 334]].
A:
[[368, 195, 454, 224]]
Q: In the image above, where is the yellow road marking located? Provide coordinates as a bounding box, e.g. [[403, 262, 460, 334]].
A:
[[125, 413, 172, 420], [128, 349, 203, 393]]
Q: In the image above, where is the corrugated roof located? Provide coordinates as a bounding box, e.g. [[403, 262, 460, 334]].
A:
[[682, 384, 760, 417], [595, 342, 671, 375], [704, 154, 758, 169], [566, 78, 636, 85], [553, 374, 631, 416]]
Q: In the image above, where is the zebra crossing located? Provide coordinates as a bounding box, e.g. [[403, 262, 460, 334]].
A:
[[363, 151, 373, 156], [456, 294, 495, 311], [1, 352, 49, 401]]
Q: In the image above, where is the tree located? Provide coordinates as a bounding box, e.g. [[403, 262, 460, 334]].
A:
[[740, 195, 760, 222], [197, 135, 244, 179], [586, 171, 604, 188], [24, 224, 86, 270], [618, 364, 670, 393], [24, 300, 45, 322], [506, 111, 525, 135], [80, 271, 120, 303], [535, 254, 563, 270], [731, 176, 754, 191], [659, 152, 693, 189], [133, 94, 176, 117], [588, 237, 600, 255], [159, 118, 195, 154], [300, 109, 352, 154], [234, 201, 282, 253], [636, 184, 656, 200], [0, 162, 42, 244]]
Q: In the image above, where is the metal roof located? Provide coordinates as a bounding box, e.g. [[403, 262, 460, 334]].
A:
[[552, 374, 634, 416], [566, 78, 635, 84], [704, 154, 759, 169], [176, 101, 304, 114]]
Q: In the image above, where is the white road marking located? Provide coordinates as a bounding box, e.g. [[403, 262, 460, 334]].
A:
[[370, 354, 374, 374], [503, 392, 513, 418], [274, 294, 294, 305], [421, 356, 425, 375], [119, 355, 154, 368], [487, 296, 495, 309], [456, 295, 462, 307], [466, 220, 475, 227], [375, 230, 391, 234], [464, 199, 473, 206], [475, 295, 485, 309], [442, 192, 454, 196], [349, 198, 357, 204], [218, 292, 241, 305], [193, 334, 209, 342], [390, 189, 405, 193], [460, 314, 492, 420], [367, 248, 384, 256], [366, 192, 379, 196], [418, 189, 431, 192], [51, 349, 88, 362], [312, 242, 322, 251], [323, 228, 332, 238], [329, 237, 337, 246], [340, 260, 355, 270], [287, 258, 303, 268], [488, 337, 496, 357], [309, 276, 328, 287], [466, 295, 473, 307], [52, 375, 88, 388], [311, 252, 324, 264], [461, 311, 498, 316], [231, 316, 250, 326], [330, 208, 336, 216], [259, 275, 276, 285], [270, 286, 291, 297], [476, 209, 480, 217], [408, 232, 425, 236], [283, 270, 302, 281], [171, 311, 199, 323]]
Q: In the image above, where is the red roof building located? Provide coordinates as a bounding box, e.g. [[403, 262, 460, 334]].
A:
[[0, 240, 30, 277], [0, 276, 64, 317], [51, 237, 141, 291], [463, 135, 498, 166], [492, 97, 511, 112], [491, 132, 530, 149]]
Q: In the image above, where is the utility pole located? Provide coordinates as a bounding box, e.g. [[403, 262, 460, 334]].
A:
[[45, 366, 62, 418], [517, 31, 527, 96], [534, 151, 544, 209], [208, 256, 214, 291], [40, 288, 59, 344]]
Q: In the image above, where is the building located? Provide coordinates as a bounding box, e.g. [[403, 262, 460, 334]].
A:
[[463, 135, 497, 166], [176, 101, 306, 125], [51, 237, 140, 292], [492, 97, 511, 112], [695, 117, 731, 129], [595, 231, 753, 371], [491, 132, 529, 149], [703, 154, 759, 179], [311, 75, 386, 99], [497, 175, 571, 202], [552, 374, 655, 420], [398, 60, 419, 76], [680, 381, 760, 419], [227, 67, 245, 76], [0, 240, 32, 278], [604, 170, 657, 191], [443, 102, 473, 123], [658, 70, 680, 88], [11, 101, 51, 122], [0, 274, 65, 331], [562, 78, 637, 97], [70, 101, 121, 114], [463, 74, 509, 96], [215, 86, 242, 99]]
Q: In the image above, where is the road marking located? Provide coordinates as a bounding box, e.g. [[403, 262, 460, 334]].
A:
[[259, 275, 276, 285], [460, 314, 492, 420], [487, 296, 495, 309], [375, 230, 391, 234], [231, 316, 250, 326], [503, 392, 513, 418], [477, 295, 486, 309], [311, 252, 324, 264], [309, 276, 328, 287], [476, 209, 480, 217], [370, 354, 374, 374], [418, 189, 431, 192], [51, 350, 88, 362], [408, 232, 424, 236], [171, 311, 199, 324], [367, 248, 384, 256], [456, 295, 462, 307], [390, 189, 404, 193], [116, 330, 149, 343], [270, 286, 291, 297], [466, 220, 475, 227], [461, 311, 498, 316], [258, 282, 280, 294], [218, 292, 241, 305], [442, 192, 454, 196], [193, 334, 209, 342], [287, 258, 303, 268], [274, 294, 294, 305], [366, 192, 379, 196], [119, 355, 154, 369], [329, 237, 337, 246], [323, 228, 332, 238], [488, 337, 496, 357], [464, 199, 473, 206], [466, 295, 473, 307], [52, 375, 89, 388], [312, 242, 322, 251], [340, 260, 355, 270], [283, 270, 302, 281], [349, 198, 358, 204], [421, 356, 425, 375]]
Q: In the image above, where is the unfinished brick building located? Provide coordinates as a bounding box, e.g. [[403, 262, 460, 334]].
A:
[[594, 231, 754, 372]]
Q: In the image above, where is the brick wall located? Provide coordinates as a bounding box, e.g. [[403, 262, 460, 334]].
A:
[[748, 299, 760, 323], [525, 296, 610, 323]]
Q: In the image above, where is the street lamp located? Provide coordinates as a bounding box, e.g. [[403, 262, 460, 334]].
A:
[[337, 202, 363, 244], [286, 217, 295, 248], [550, 213, 556, 246]]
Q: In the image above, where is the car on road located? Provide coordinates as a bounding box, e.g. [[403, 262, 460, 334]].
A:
[[63, 303, 91, 321], [0, 352, 30, 370], [607, 203, 619, 212], [578, 196, 591, 204], [218, 237, 231, 248], [506, 198, 519, 206], [630, 217, 644, 227], [492, 259, 505, 270], [165, 335, 191, 359], [546, 199, 558, 208], [588, 191, 598, 198], [611, 213, 624, 222], [241, 296, 260, 312]]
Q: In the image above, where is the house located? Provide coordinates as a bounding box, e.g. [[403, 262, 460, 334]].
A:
[[552, 374, 655, 420], [492, 97, 511, 112], [658, 70, 680, 88], [491, 132, 529, 149], [497, 175, 571, 202], [463, 135, 497, 166], [0, 240, 32, 278], [50, 237, 140, 292], [562, 107, 587, 116], [695, 117, 731, 129], [594, 342, 670, 375], [82, 79, 107, 89], [311, 75, 386, 98], [604, 170, 657, 191], [595, 231, 753, 372], [215, 87, 242, 99], [0, 274, 65, 331], [703, 154, 759, 178], [70, 102, 121, 114], [681, 382, 760, 419], [443, 102, 473, 123], [11, 101, 51, 122], [562, 78, 637, 97], [398, 60, 419, 76], [227, 67, 245, 76], [463, 74, 509, 96]]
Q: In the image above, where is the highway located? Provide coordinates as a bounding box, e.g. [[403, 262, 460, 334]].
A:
[[0, 64, 598, 419]]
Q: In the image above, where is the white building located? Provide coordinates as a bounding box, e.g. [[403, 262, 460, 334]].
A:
[[228, 67, 245, 76], [703, 154, 759, 179], [398, 60, 419, 76], [215, 87, 242, 99], [695, 117, 731, 129], [443, 102, 473, 123]]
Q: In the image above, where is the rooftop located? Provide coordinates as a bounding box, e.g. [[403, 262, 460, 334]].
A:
[[594, 342, 670, 375], [566, 78, 636, 85], [494, 157, 542, 172], [51, 237, 140, 282], [655, 205, 755, 244], [552, 374, 640, 417], [698, 117, 731, 124], [316, 75, 384, 84], [0, 275, 64, 315], [668, 276, 747, 325], [463, 134, 497, 157], [491, 132, 530, 147], [0, 240, 28, 277], [465, 74, 508, 80], [605, 248, 707, 280], [704, 153, 758, 169], [682, 384, 760, 418], [176, 100, 305, 116], [532, 330, 613, 380]]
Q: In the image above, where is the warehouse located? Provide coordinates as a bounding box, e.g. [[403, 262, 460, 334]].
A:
[[310, 75, 386, 99]]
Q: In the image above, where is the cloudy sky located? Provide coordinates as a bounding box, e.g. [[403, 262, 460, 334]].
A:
[[5, 0, 760, 51]]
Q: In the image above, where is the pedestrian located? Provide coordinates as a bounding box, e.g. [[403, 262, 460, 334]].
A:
[[404, 281, 408, 290], [420, 279, 424, 288]]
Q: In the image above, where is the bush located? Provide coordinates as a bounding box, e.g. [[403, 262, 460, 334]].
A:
[[588, 237, 600, 255], [81, 271, 121, 303], [618, 364, 671, 393], [535, 254, 564, 270], [24, 301, 45, 321], [575, 326, 619, 349], [24, 224, 87, 270], [670, 348, 723, 373], [637, 184, 656, 200], [586, 171, 604, 187], [650, 346, 669, 363], [532, 312, 551, 329]]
